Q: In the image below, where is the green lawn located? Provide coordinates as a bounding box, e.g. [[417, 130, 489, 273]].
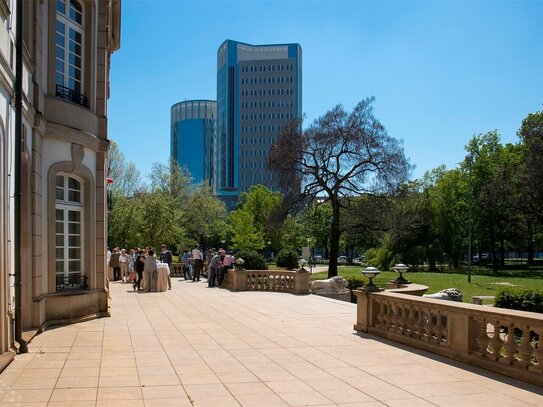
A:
[[310, 266, 543, 304]]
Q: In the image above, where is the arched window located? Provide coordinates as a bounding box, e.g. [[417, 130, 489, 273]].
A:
[[55, 0, 84, 95], [55, 174, 84, 289]]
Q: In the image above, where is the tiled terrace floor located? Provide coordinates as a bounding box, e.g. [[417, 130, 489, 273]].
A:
[[0, 278, 542, 406]]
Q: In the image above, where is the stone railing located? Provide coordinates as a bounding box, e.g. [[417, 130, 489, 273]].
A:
[[170, 263, 184, 277], [222, 268, 310, 294], [353, 290, 543, 386]]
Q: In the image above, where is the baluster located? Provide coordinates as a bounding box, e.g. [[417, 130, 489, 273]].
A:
[[387, 302, 396, 332], [517, 325, 534, 368], [489, 321, 504, 361], [434, 312, 444, 344], [381, 302, 390, 330], [400, 305, 409, 335], [529, 330, 542, 373], [475, 317, 490, 356], [407, 306, 418, 338], [376, 301, 385, 329], [502, 322, 517, 364], [415, 306, 425, 339]]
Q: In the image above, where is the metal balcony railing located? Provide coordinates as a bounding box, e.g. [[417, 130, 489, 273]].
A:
[[56, 274, 88, 291], [55, 84, 88, 108]]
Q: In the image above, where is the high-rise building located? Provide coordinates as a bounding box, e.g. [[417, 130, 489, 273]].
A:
[[171, 100, 217, 185], [216, 40, 302, 209]]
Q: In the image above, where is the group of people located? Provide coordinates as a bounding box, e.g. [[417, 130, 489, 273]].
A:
[[181, 245, 235, 287], [106, 244, 236, 291], [107, 245, 172, 292]]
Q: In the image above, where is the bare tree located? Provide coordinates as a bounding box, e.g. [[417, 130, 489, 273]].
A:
[[269, 97, 410, 277]]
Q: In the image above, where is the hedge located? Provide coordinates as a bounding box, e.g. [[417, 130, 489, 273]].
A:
[[494, 287, 543, 314]]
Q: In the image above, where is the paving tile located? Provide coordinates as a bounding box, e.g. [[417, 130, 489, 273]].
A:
[[96, 401, 144, 407], [139, 374, 180, 386], [277, 390, 334, 406], [11, 376, 57, 389], [55, 376, 99, 388], [234, 393, 289, 407], [97, 386, 142, 400], [143, 398, 192, 407], [225, 381, 274, 396], [49, 401, 97, 407], [140, 385, 187, 399], [50, 387, 97, 402], [1, 388, 53, 403], [99, 374, 140, 387], [265, 379, 314, 393]]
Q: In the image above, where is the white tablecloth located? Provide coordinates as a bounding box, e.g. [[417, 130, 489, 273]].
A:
[[142, 263, 169, 292]]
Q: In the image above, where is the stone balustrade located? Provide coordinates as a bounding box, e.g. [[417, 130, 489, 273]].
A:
[[354, 290, 543, 386], [170, 263, 184, 277], [223, 268, 310, 294]]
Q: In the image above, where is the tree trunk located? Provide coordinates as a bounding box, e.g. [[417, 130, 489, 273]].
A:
[[328, 199, 341, 278], [500, 238, 505, 266], [527, 221, 534, 265]]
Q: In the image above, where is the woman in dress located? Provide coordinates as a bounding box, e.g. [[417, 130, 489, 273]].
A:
[[143, 248, 157, 292]]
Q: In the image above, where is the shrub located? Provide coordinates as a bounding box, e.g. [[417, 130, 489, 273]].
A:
[[276, 249, 299, 269], [235, 250, 268, 270], [494, 287, 543, 313], [346, 277, 367, 303], [363, 247, 394, 270]]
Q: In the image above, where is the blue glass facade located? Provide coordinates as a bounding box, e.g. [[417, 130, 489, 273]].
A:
[[216, 40, 302, 209], [170, 100, 217, 185]]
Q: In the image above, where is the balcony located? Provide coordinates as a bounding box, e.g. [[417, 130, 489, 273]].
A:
[[56, 274, 88, 291], [55, 84, 88, 108]]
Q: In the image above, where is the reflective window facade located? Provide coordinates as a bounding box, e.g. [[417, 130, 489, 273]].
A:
[[171, 100, 217, 184], [216, 40, 302, 209]]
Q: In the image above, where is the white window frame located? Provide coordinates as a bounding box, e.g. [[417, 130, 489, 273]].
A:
[[55, 0, 85, 93], [55, 173, 84, 281]]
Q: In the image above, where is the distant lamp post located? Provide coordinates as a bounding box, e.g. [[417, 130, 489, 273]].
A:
[[361, 267, 381, 292], [306, 237, 313, 273], [393, 263, 410, 285], [466, 154, 473, 284]]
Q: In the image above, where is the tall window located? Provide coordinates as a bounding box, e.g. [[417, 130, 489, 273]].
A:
[[55, 0, 84, 93], [55, 174, 84, 285]]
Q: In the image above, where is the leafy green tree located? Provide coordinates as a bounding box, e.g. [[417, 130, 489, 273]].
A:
[[228, 209, 265, 251], [518, 110, 543, 263]]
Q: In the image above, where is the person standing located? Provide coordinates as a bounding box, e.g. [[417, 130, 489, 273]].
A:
[[191, 245, 203, 282], [219, 250, 234, 286], [109, 248, 121, 281], [182, 249, 192, 280], [133, 249, 145, 291], [119, 249, 128, 282], [160, 244, 173, 290], [127, 249, 136, 283], [208, 250, 222, 288], [144, 248, 157, 292]]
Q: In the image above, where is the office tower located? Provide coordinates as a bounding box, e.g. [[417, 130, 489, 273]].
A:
[[216, 40, 302, 209], [171, 100, 217, 185]]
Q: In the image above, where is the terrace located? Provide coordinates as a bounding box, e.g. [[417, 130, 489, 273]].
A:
[[0, 278, 541, 406]]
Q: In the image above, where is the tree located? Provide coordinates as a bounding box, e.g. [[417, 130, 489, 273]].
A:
[[518, 110, 543, 263], [107, 140, 142, 197], [269, 97, 410, 277], [228, 209, 265, 251]]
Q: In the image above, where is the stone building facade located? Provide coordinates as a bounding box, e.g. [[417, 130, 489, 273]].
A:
[[0, 0, 120, 362]]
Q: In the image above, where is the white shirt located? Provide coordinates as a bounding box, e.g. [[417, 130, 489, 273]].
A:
[[191, 248, 203, 260]]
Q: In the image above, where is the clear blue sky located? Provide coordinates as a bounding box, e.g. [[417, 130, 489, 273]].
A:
[[109, 0, 543, 181]]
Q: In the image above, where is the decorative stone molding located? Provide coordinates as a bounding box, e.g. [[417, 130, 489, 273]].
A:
[[71, 143, 85, 172]]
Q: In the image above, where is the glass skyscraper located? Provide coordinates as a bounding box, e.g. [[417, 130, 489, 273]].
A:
[[216, 40, 302, 209], [170, 100, 217, 185]]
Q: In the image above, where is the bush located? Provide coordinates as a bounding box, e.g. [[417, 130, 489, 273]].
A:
[[346, 277, 367, 303], [235, 250, 268, 270], [495, 287, 543, 313], [276, 249, 299, 269], [363, 247, 394, 270]]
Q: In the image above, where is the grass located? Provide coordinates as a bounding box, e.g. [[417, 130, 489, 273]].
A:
[[310, 266, 543, 304]]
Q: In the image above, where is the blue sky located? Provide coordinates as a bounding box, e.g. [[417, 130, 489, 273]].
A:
[[109, 0, 543, 181]]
